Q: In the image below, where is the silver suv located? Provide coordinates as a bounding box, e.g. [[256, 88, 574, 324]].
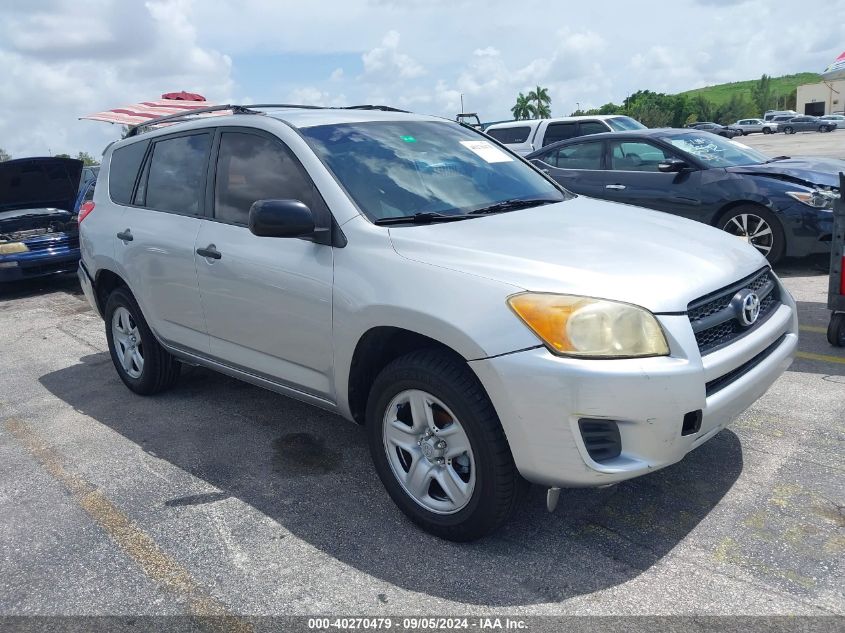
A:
[[78, 105, 798, 541]]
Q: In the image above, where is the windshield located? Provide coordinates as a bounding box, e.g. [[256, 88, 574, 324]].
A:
[[663, 132, 770, 168], [301, 121, 565, 221], [606, 116, 647, 132]]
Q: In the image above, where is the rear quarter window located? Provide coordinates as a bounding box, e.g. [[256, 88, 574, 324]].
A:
[[486, 126, 531, 144], [108, 140, 149, 205]]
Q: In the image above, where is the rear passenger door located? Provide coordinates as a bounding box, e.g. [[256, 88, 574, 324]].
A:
[[530, 140, 606, 197], [193, 128, 334, 400], [116, 132, 211, 353]]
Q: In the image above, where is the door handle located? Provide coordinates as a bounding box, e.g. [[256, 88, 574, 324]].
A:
[[196, 244, 222, 260], [116, 229, 133, 242], [605, 184, 626, 190]]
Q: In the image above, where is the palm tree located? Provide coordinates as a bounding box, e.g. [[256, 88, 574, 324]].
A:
[[511, 93, 534, 120], [527, 85, 551, 118]]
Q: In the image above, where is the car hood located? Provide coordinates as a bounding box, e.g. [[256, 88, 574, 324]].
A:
[[0, 157, 84, 214], [388, 197, 767, 313], [726, 157, 845, 188]]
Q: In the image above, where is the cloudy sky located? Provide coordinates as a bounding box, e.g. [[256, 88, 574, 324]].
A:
[[1, 0, 843, 159]]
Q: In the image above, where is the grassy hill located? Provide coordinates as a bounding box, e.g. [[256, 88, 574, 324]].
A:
[[677, 72, 820, 106]]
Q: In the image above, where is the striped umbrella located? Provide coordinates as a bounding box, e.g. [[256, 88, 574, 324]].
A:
[[80, 94, 228, 126]]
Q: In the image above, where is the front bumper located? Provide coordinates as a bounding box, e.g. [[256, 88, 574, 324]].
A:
[[0, 242, 80, 282], [469, 284, 798, 488]]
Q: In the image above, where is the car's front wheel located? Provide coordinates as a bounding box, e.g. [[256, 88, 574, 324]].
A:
[[783, 126, 794, 134], [819, 125, 831, 133], [763, 127, 773, 134], [720, 206, 785, 264], [105, 287, 181, 395], [366, 349, 526, 541]]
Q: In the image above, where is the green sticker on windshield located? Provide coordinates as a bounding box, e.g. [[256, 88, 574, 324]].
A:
[[400, 135, 417, 143]]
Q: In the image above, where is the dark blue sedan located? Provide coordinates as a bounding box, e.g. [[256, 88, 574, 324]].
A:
[[0, 157, 83, 282], [526, 128, 840, 263]]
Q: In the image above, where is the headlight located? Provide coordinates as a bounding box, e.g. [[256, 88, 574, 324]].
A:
[[507, 293, 669, 358], [786, 189, 838, 210], [0, 242, 29, 255]]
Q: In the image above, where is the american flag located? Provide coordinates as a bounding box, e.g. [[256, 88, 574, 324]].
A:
[[80, 98, 228, 126]]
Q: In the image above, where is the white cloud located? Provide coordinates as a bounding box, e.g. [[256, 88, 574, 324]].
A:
[[1, 0, 843, 158], [362, 30, 426, 79], [0, 0, 232, 158]]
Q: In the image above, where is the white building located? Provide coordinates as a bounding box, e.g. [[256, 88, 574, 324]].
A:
[[796, 79, 845, 115]]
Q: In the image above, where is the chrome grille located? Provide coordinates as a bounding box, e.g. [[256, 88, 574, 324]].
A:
[[687, 268, 781, 354]]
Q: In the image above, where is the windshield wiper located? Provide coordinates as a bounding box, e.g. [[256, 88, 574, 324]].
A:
[[765, 155, 791, 163], [467, 198, 557, 216], [373, 212, 473, 226]]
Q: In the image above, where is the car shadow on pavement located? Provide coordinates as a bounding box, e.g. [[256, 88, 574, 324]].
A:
[[39, 353, 743, 606], [0, 273, 81, 302]]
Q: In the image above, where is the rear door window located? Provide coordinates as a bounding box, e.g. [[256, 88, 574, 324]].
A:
[[213, 132, 324, 226], [545, 142, 604, 170], [486, 126, 531, 144], [543, 123, 577, 146], [578, 121, 609, 136], [142, 134, 211, 215], [108, 140, 149, 205]]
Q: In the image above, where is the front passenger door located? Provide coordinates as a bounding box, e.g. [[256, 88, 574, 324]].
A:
[[599, 139, 703, 220], [194, 129, 334, 400]]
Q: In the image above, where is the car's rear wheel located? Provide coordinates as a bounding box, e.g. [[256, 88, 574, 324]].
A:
[[105, 287, 181, 395], [783, 126, 794, 134], [366, 349, 526, 541], [719, 206, 785, 264]]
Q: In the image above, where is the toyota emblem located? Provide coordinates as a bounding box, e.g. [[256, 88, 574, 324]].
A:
[[740, 292, 761, 326]]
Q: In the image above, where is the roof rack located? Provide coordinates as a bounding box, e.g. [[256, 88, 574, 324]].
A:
[[124, 104, 258, 138], [123, 103, 412, 139]]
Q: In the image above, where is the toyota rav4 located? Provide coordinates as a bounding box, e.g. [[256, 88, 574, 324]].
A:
[[78, 105, 798, 541]]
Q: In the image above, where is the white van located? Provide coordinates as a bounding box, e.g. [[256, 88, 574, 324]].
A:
[[485, 115, 646, 155]]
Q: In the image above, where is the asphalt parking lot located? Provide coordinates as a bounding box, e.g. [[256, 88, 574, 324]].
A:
[[740, 127, 845, 160], [0, 256, 843, 622]]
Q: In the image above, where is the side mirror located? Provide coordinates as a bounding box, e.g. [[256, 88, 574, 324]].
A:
[[248, 199, 315, 238], [658, 158, 690, 173]]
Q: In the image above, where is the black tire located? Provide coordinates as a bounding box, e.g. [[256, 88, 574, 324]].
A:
[[783, 126, 794, 134], [366, 349, 527, 541], [763, 127, 772, 134], [718, 205, 786, 264], [828, 313, 845, 347], [104, 286, 181, 395]]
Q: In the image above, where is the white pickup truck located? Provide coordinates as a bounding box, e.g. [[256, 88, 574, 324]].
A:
[[485, 115, 646, 155]]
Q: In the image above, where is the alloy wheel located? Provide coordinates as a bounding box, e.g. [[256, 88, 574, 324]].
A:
[[111, 306, 144, 379], [382, 389, 476, 515], [722, 213, 774, 257]]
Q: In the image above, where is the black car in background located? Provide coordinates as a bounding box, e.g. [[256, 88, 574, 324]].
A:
[[686, 122, 741, 138], [527, 129, 839, 263], [0, 157, 83, 282]]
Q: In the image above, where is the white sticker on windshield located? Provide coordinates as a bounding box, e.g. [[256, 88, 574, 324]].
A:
[[459, 140, 513, 163]]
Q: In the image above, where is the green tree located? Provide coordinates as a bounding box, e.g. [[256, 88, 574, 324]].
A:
[[751, 74, 774, 115], [526, 85, 551, 118], [510, 93, 534, 120], [54, 153, 71, 159], [0, 147, 10, 162], [76, 151, 98, 166]]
